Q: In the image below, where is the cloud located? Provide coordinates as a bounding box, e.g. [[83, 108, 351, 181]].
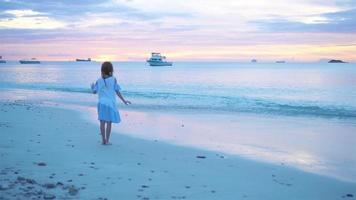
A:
[[0, 0, 355, 61], [0, 9, 66, 29], [5, 9, 42, 17], [251, 8, 356, 33]]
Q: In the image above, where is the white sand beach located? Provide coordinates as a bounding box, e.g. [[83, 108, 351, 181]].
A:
[[1, 100, 355, 200]]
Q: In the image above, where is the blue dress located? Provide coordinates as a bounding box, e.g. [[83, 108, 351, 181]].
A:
[[91, 76, 121, 123]]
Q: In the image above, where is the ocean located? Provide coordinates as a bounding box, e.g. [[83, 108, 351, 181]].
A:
[[0, 61, 355, 182]]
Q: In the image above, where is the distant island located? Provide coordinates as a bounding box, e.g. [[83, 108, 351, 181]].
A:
[[328, 59, 347, 63]]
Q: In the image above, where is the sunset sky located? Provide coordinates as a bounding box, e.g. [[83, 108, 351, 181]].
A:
[[0, 0, 355, 62]]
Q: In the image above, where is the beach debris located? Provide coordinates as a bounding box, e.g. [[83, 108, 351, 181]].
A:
[[196, 156, 206, 159], [43, 193, 56, 199], [272, 178, 292, 187], [37, 162, 47, 166]]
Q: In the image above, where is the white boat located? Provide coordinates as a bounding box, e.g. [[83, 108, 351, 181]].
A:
[[147, 53, 172, 66], [19, 58, 41, 64], [0, 56, 6, 63]]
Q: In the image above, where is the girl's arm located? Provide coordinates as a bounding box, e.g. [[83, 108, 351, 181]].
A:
[[90, 82, 97, 94], [116, 91, 131, 105]]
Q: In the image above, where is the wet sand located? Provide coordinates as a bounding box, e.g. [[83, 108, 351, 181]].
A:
[[0, 100, 355, 200]]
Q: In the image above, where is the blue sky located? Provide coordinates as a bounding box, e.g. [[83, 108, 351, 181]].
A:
[[0, 0, 355, 61]]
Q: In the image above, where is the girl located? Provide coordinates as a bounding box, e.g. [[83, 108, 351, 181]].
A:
[[91, 62, 131, 145]]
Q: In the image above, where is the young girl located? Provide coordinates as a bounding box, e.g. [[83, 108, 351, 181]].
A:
[[91, 62, 131, 145]]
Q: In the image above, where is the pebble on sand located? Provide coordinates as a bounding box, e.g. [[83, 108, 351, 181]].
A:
[[37, 162, 47, 166], [43, 193, 56, 199], [196, 156, 206, 159], [346, 194, 354, 197], [68, 186, 79, 196], [43, 183, 56, 189]]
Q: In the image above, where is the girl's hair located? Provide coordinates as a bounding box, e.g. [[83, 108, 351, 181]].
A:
[[101, 61, 113, 78]]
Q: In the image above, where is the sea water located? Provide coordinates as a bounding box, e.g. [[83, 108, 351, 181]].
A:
[[0, 61, 355, 182]]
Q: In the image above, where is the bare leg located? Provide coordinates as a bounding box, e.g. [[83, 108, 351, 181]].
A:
[[105, 122, 112, 144], [100, 120, 106, 145]]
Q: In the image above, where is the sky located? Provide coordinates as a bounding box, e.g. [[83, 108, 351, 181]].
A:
[[0, 0, 356, 62]]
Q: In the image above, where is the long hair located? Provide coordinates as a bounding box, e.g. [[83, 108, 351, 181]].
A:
[[101, 61, 113, 78], [101, 62, 113, 87]]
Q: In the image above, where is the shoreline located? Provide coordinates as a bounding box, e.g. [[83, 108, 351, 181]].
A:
[[1, 100, 356, 199], [82, 104, 356, 183]]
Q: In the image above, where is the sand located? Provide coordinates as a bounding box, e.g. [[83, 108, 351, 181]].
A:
[[0, 99, 355, 200]]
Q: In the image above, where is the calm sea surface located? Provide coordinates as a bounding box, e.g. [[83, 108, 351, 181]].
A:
[[1, 61, 355, 182], [1, 61, 356, 117]]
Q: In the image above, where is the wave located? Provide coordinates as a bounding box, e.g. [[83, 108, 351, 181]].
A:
[[123, 91, 356, 119], [2, 83, 356, 119]]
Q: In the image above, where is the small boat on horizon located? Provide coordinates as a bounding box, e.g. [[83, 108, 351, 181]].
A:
[[19, 58, 40, 64], [0, 56, 6, 63], [147, 53, 172, 66], [76, 58, 91, 62], [276, 60, 286, 63]]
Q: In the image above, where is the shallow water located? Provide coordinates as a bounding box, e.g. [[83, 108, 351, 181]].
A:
[[0, 61, 355, 182], [1, 61, 356, 118]]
